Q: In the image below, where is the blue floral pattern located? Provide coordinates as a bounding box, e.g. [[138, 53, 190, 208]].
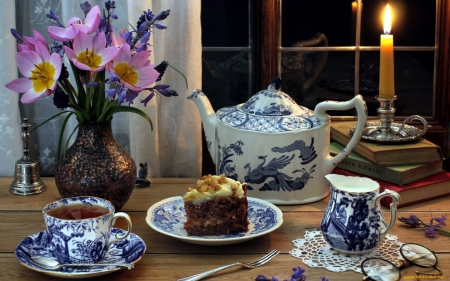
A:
[[15, 228, 146, 276], [41, 197, 123, 264], [217, 106, 320, 133], [321, 182, 388, 253], [147, 197, 283, 244]]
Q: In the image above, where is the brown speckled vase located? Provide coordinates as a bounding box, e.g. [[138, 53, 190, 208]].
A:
[[54, 120, 136, 211]]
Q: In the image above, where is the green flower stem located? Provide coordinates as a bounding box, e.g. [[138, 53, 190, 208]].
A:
[[86, 71, 100, 110], [62, 122, 79, 160], [29, 110, 71, 134], [69, 61, 86, 111], [64, 78, 78, 98], [169, 65, 188, 89], [58, 80, 77, 106], [94, 84, 105, 118], [98, 99, 117, 122], [56, 112, 74, 161]]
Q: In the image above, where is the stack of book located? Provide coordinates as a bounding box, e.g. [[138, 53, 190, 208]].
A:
[[330, 121, 449, 208]]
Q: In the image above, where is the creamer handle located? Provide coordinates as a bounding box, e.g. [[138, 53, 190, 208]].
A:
[[375, 189, 400, 240]]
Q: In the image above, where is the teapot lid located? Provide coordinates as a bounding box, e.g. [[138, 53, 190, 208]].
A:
[[217, 78, 322, 132], [240, 78, 308, 116]]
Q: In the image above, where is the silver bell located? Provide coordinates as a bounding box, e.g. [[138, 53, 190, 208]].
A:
[[10, 118, 46, 195]]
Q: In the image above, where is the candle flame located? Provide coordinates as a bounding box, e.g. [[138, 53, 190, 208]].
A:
[[383, 4, 392, 34]]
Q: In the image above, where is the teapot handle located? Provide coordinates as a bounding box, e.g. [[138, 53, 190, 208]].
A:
[[374, 189, 400, 240], [315, 95, 367, 172]]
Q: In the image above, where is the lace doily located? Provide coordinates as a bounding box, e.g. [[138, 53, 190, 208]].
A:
[[290, 230, 405, 273]]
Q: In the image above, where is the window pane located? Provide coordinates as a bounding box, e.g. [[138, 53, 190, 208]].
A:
[[282, 0, 356, 47], [280, 50, 434, 117], [292, 51, 358, 115], [361, 0, 436, 47], [201, 1, 249, 47], [281, 0, 436, 118], [202, 52, 251, 110]]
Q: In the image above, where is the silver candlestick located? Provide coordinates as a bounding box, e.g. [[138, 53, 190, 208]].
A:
[[10, 118, 46, 195], [351, 95, 429, 142]]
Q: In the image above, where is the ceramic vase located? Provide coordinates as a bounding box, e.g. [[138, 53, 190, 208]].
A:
[[54, 120, 136, 211]]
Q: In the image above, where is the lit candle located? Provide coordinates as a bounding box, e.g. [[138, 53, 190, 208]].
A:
[[379, 4, 395, 99]]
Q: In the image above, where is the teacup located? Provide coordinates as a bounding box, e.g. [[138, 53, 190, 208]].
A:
[[320, 174, 400, 254], [42, 196, 132, 264]]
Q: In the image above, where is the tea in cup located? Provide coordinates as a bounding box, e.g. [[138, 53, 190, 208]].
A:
[[42, 196, 132, 264], [320, 174, 400, 254]]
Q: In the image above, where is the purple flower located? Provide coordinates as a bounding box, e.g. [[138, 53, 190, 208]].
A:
[[97, 18, 106, 33], [80, 1, 92, 16], [10, 28, 22, 43], [106, 87, 120, 100], [154, 23, 167, 30], [53, 87, 70, 110], [110, 13, 118, 20], [124, 91, 139, 105], [255, 275, 272, 281], [433, 215, 446, 227], [137, 10, 154, 31], [153, 9, 170, 21], [255, 276, 278, 281], [398, 215, 424, 228], [51, 42, 64, 54], [140, 31, 150, 44], [105, 0, 116, 11], [320, 277, 329, 281], [58, 64, 69, 81], [137, 21, 150, 34], [117, 88, 127, 105], [291, 266, 306, 281], [158, 88, 178, 97], [141, 91, 155, 107], [120, 31, 133, 45], [135, 44, 147, 53], [46, 10, 59, 21], [154, 60, 169, 81], [425, 220, 440, 238], [87, 82, 99, 87], [155, 84, 170, 90]]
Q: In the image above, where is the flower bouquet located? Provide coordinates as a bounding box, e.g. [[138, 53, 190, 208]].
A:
[[5, 1, 187, 210], [6, 1, 186, 160]]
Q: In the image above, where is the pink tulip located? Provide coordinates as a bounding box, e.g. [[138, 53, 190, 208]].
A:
[[18, 30, 49, 52], [111, 29, 127, 47], [48, 5, 100, 42], [108, 44, 159, 91], [64, 32, 119, 72], [5, 42, 62, 104]]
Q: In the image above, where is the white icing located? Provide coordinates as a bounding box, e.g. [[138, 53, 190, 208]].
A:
[[183, 175, 245, 202]]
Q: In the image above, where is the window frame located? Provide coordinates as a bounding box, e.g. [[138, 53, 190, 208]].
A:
[[257, 0, 449, 169]]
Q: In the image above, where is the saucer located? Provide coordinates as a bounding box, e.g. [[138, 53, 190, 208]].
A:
[[15, 228, 146, 278], [146, 196, 283, 245]]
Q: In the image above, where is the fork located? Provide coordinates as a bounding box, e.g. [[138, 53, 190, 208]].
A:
[[177, 249, 280, 281]]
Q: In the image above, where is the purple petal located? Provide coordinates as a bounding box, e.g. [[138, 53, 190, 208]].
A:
[[141, 91, 155, 107]]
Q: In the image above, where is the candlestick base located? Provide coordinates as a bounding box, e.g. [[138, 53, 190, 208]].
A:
[[350, 96, 429, 142]]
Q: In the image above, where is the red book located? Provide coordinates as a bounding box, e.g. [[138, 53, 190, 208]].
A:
[[332, 168, 450, 208]]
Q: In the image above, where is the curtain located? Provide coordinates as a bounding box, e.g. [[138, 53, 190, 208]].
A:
[[0, 0, 202, 178]]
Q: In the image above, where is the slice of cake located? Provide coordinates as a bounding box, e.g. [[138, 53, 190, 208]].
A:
[[183, 174, 249, 236]]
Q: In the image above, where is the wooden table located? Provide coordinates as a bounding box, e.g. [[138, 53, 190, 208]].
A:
[[1, 177, 449, 280]]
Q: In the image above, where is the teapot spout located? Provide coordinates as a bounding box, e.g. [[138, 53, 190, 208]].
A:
[[187, 90, 217, 164]]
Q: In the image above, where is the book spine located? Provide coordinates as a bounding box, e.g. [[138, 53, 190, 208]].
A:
[[335, 157, 403, 185], [380, 192, 450, 208]]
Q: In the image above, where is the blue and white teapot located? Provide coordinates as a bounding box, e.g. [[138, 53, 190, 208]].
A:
[[187, 78, 367, 204]]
